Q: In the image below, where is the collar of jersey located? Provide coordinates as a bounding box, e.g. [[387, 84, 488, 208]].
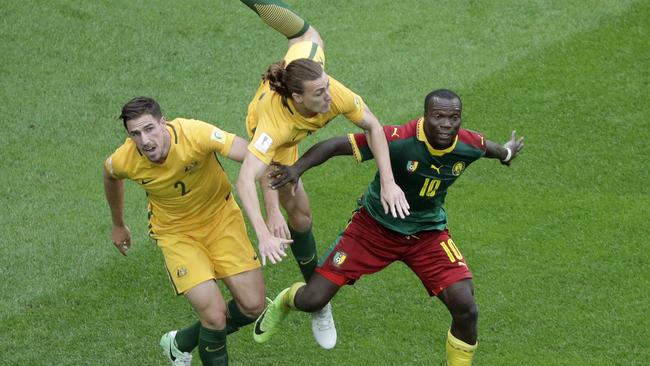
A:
[[416, 117, 457, 156]]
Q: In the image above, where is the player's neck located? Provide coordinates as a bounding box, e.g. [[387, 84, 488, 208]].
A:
[[294, 101, 318, 118]]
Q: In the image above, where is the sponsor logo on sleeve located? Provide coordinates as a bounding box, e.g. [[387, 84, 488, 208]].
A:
[[211, 127, 226, 144], [253, 132, 273, 153]]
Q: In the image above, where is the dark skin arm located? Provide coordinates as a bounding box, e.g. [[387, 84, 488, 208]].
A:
[[484, 130, 524, 166], [269, 130, 525, 189], [268, 136, 352, 190]]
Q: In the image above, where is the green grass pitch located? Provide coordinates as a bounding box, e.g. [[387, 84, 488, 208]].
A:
[[1, 0, 648, 365]]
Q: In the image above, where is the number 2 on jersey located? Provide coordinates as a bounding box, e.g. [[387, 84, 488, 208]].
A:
[[419, 178, 441, 197], [174, 180, 191, 196]]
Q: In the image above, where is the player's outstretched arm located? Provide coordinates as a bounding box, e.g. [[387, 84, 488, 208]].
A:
[[236, 153, 293, 265], [226, 136, 250, 163], [102, 166, 131, 256], [268, 136, 352, 190], [261, 172, 291, 239], [357, 106, 410, 218], [485, 130, 525, 166], [223, 135, 290, 238]]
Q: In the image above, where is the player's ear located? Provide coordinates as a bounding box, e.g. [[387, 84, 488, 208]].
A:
[[291, 92, 304, 104]]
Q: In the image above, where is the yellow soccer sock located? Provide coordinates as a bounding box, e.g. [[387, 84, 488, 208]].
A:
[[446, 329, 478, 366], [284, 282, 306, 309]]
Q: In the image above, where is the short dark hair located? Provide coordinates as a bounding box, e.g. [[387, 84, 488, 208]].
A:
[[424, 89, 462, 112], [119, 96, 162, 129], [262, 58, 324, 98]]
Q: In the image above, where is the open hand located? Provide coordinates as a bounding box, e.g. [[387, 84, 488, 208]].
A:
[[259, 234, 293, 266], [502, 130, 525, 166], [380, 180, 410, 219]]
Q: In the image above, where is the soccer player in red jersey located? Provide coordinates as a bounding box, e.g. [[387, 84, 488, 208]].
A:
[[255, 89, 524, 365]]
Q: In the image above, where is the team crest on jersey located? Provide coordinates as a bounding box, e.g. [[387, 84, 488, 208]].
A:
[[332, 251, 347, 267], [211, 127, 226, 144], [184, 161, 198, 172], [406, 160, 419, 173], [452, 162, 466, 176], [177, 267, 188, 278]]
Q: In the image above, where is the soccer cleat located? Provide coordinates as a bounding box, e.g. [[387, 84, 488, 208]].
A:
[[311, 302, 337, 349], [159, 330, 192, 366], [253, 288, 291, 343]]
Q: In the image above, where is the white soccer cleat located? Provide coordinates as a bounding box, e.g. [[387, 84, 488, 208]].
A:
[[311, 302, 337, 349], [159, 330, 193, 366]]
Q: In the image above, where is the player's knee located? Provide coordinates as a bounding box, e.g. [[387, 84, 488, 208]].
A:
[[237, 296, 266, 319], [288, 211, 312, 232], [199, 309, 227, 330], [451, 301, 479, 327]]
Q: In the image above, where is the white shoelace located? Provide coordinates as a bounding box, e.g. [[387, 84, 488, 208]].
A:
[[313, 307, 334, 330]]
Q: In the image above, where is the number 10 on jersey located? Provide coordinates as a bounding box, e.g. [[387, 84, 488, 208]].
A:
[[419, 178, 441, 197]]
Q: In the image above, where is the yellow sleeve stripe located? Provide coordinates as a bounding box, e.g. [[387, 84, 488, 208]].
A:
[[220, 132, 235, 157], [348, 134, 362, 163]]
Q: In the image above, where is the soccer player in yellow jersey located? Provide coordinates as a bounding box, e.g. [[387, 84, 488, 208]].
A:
[[236, 0, 410, 349], [103, 96, 264, 366]]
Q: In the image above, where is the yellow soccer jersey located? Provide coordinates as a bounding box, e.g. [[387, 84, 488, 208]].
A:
[[105, 118, 235, 234], [245, 41, 365, 165], [284, 41, 325, 66], [246, 76, 366, 165]]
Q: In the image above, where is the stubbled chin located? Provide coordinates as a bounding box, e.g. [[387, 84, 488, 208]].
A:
[[144, 151, 158, 162]]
